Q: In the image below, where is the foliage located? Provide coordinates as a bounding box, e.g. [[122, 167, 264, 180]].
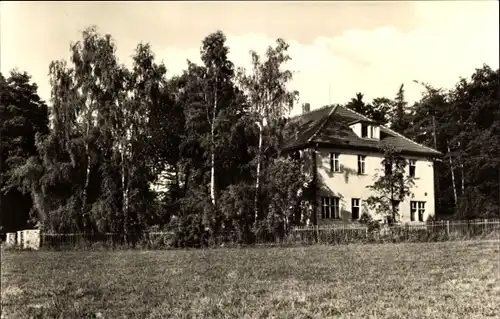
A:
[[237, 37, 300, 230], [259, 157, 306, 238], [344, 93, 391, 125], [0, 71, 49, 231], [390, 84, 411, 133], [218, 182, 255, 243], [366, 144, 415, 223], [358, 211, 381, 233], [408, 65, 500, 219]]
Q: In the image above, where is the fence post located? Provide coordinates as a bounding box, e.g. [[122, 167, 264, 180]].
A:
[[446, 220, 450, 238]]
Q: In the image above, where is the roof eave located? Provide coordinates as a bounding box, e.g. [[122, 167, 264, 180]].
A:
[[302, 141, 442, 158]]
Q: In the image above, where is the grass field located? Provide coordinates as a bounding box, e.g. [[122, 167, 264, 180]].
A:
[[1, 241, 499, 318]]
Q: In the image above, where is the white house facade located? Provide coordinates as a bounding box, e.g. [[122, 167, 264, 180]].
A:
[[283, 104, 441, 225], [315, 148, 435, 224]]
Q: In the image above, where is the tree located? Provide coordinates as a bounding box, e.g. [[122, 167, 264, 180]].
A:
[[172, 31, 252, 239], [446, 65, 500, 218], [407, 81, 452, 217], [344, 93, 390, 125], [238, 38, 299, 222], [260, 157, 306, 238], [122, 43, 169, 235], [370, 97, 391, 125], [390, 84, 410, 134], [0, 71, 49, 232], [6, 60, 85, 232], [200, 30, 240, 207], [366, 144, 415, 223], [407, 65, 500, 219], [345, 92, 369, 115], [67, 26, 129, 232]]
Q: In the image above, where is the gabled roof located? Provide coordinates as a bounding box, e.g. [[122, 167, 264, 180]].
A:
[[283, 105, 442, 157]]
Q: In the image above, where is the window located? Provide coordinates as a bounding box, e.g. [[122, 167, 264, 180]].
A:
[[410, 201, 416, 221], [411, 201, 425, 222], [409, 160, 416, 178], [361, 125, 368, 138], [321, 197, 340, 219], [358, 155, 366, 174], [370, 126, 375, 138], [418, 202, 425, 222], [352, 198, 360, 220], [330, 153, 340, 172]]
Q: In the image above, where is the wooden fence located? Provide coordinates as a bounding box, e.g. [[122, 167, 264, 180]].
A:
[[30, 218, 500, 250]]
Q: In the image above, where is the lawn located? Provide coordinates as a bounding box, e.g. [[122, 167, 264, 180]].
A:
[[1, 241, 499, 318]]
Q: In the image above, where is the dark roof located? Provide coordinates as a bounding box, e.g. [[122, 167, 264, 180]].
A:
[[283, 105, 442, 157]]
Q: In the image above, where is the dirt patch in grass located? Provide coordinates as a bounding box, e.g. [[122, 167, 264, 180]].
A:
[[1, 241, 499, 318]]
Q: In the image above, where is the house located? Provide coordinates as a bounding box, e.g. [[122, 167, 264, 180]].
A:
[[282, 104, 442, 225]]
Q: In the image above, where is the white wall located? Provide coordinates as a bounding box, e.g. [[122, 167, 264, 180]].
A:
[[349, 123, 362, 137], [314, 147, 435, 224], [16, 229, 40, 250]]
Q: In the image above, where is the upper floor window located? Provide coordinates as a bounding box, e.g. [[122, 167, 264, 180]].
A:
[[330, 153, 340, 172], [350, 121, 379, 140], [358, 155, 366, 174], [322, 196, 340, 219], [409, 160, 416, 178], [361, 124, 368, 138]]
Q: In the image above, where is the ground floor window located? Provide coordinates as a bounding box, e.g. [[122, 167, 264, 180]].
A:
[[322, 196, 340, 219], [351, 198, 360, 220], [410, 201, 426, 222]]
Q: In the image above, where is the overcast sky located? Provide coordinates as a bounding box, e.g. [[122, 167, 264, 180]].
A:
[[1, 1, 498, 115]]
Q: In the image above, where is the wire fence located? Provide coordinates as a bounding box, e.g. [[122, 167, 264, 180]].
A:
[[6, 219, 500, 250], [291, 219, 500, 245]]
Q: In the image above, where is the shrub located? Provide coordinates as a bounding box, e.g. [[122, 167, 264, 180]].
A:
[[359, 211, 381, 234]]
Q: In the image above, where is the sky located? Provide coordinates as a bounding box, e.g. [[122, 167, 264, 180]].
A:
[[1, 1, 498, 116]]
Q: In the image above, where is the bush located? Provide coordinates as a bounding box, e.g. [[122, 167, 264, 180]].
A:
[[318, 228, 368, 245], [359, 211, 380, 234], [144, 231, 175, 249]]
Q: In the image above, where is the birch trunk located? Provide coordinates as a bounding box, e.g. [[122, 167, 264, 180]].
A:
[[254, 122, 263, 222], [81, 125, 91, 231], [210, 76, 217, 205], [121, 142, 129, 236], [447, 143, 458, 206], [458, 141, 465, 196]]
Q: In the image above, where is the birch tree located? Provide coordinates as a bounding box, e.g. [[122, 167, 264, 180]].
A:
[[238, 38, 299, 222]]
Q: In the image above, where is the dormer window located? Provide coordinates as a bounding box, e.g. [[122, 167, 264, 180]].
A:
[[349, 120, 380, 140], [363, 124, 378, 139], [361, 125, 368, 138]]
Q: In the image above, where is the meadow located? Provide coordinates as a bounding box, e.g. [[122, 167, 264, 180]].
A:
[[1, 241, 499, 318]]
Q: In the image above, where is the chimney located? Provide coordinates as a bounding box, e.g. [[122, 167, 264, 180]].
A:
[[302, 103, 310, 114]]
